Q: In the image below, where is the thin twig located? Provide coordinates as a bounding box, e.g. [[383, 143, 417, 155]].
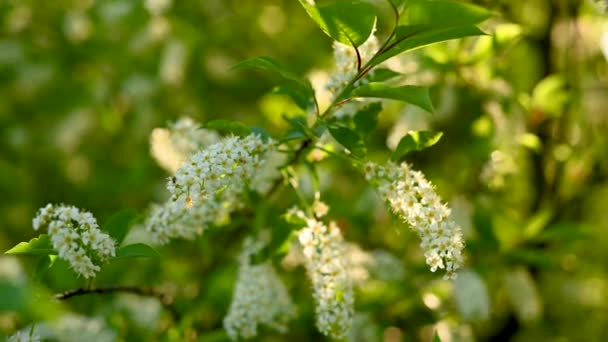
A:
[[267, 138, 313, 197], [56, 286, 180, 321], [346, 34, 363, 72]]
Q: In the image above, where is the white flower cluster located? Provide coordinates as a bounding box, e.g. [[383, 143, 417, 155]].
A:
[[326, 34, 379, 95], [32, 204, 115, 278], [291, 207, 354, 339], [453, 269, 491, 321], [364, 162, 464, 280], [480, 150, 518, 190], [8, 329, 40, 342], [343, 243, 405, 285], [146, 133, 274, 244], [150, 117, 220, 173], [224, 237, 296, 340]]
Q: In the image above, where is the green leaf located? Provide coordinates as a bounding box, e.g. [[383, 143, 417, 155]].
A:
[[433, 331, 442, 342], [205, 119, 251, 137], [533, 223, 591, 243], [328, 125, 366, 158], [350, 83, 434, 113], [400, 0, 492, 27], [531, 74, 569, 117], [234, 56, 314, 109], [366, 68, 403, 83], [5, 235, 55, 256], [272, 84, 313, 110], [280, 115, 311, 142], [374, 25, 486, 65], [391, 130, 443, 161], [0, 281, 27, 312], [115, 243, 160, 259], [103, 209, 138, 246], [250, 127, 272, 142], [353, 102, 382, 138], [233, 56, 306, 85], [389, 0, 406, 9], [472, 203, 500, 248], [34, 255, 57, 280], [523, 208, 553, 239], [298, 0, 377, 46]]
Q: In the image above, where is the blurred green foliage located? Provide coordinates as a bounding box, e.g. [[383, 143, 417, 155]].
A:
[[1, 0, 608, 341]]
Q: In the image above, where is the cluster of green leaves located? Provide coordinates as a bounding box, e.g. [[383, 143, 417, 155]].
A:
[[233, 0, 490, 166]]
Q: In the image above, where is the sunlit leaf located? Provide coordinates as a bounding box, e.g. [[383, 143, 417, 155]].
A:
[[391, 130, 443, 161], [432, 330, 442, 342], [103, 209, 138, 246], [115, 243, 160, 259], [328, 125, 367, 158], [374, 25, 486, 65], [366, 68, 403, 83], [353, 102, 382, 138], [531, 74, 569, 117], [350, 83, 433, 112], [34, 255, 57, 280], [400, 0, 492, 27], [5, 235, 55, 256], [298, 0, 377, 46]]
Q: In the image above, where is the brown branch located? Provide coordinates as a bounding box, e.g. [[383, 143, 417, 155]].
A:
[[56, 286, 180, 321], [267, 138, 313, 197]]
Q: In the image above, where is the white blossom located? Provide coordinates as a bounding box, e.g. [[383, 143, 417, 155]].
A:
[[365, 161, 465, 279], [39, 314, 117, 342], [150, 117, 220, 173], [292, 208, 354, 339], [32, 204, 115, 279], [144, 0, 172, 16], [224, 237, 296, 340], [146, 133, 275, 244], [326, 33, 379, 96], [8, 329, 40, 342]]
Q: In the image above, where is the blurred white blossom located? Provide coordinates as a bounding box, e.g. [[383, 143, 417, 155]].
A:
[[160, 40, 188, 85], [601, 31, 608, 62], [32, 204, 115, 278], [8, 328, 40, 342], [150, 117, 220, 173], [480, 149, 518, 190], [224, 237, 296, 340], [453, 269, 491, 321], [144, 0, 172, 16], [64, 11, 93, 43], [39, 314, 116, 342], [343, 243, 405, 285], [347, 313, 381, 342], [365, 162, 464, 279]]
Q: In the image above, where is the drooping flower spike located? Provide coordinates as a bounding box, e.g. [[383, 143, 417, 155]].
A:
[[33, 204, 115, 278], [365, 161, 465, 279]]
